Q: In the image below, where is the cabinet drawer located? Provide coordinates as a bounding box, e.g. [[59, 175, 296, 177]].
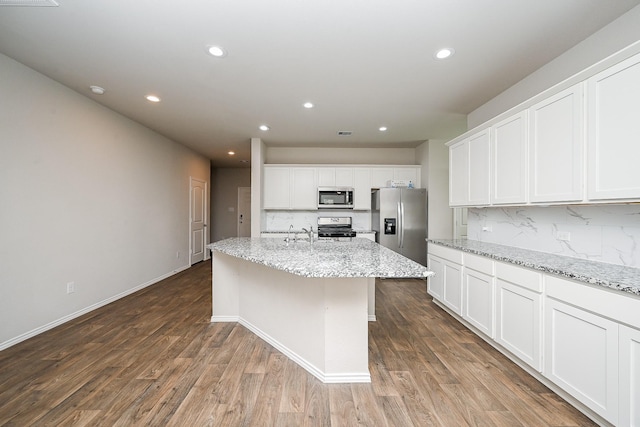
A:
[[495, 262, 542, 292], [463, 252, 494, 275], [428, 243, 463, 264], [546, 275, 640, 328]]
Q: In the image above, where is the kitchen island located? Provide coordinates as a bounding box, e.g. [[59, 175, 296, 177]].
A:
[[208, 237, 431, 383]]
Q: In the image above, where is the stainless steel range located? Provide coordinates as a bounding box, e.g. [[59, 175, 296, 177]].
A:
[[317, 217, 356, 240]]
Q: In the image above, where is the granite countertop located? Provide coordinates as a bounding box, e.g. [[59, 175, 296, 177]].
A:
[[261, 230, 376, 234], [261, 230, 309, 234], [429, 239, 640, 296], [209, 237, 431, 279]]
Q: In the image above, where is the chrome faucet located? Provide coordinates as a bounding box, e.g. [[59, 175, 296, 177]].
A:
[[284, 224, 294, 244], [302, 226, 314, 243]]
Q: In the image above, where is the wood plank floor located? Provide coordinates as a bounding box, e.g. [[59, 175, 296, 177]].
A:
[[0, 261, 597, 426]]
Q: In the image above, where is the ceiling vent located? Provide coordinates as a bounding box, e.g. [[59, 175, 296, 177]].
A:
[[337, 131, 352, 136], [0, 0, 58, 5]]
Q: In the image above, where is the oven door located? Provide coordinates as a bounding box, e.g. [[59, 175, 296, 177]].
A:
[[318, 187, 354, 209]]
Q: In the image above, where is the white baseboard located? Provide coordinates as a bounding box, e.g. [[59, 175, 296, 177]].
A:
[[211, 315, 240, 322], [0, 264, 190, 351]]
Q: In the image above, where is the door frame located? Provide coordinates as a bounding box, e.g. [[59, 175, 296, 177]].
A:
[[189, 176, 209, 265], [237, 186, 251, 237]]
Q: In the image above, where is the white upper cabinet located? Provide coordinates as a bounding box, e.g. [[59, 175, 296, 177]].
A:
[[335, 168, 354, 186], [529, 84, 584, 203], [369, 167, 395, 188], [290, 168, 317, 209], [468, 130, 491, 206], [587, 53, 640, 201], [263, 167, 316, 209], [491, 111, 528, 204], [317, 167, 354, 187], [263, 165, 419, 210], [447, 46, 640, 207], [263, 167, 290, 209], [317, 168, 335, 187], [353, 168, 371, 210], [449, 130, 490, 206], [449, 139, 469, 206]]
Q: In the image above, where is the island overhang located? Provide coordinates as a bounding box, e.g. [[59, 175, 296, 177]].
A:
[[208, 237, 432, 383], [208, 237, 432, 279]]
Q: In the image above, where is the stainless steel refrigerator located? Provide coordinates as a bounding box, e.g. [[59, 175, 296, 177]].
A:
[[371, 188, 427, 265]]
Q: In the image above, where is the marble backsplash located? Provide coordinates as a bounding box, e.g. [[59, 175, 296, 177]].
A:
[[264, 210, 372, 231], [467, 205, 640, 268]]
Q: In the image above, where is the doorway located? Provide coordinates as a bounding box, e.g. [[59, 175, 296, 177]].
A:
[[237, 186, 251, 237], [190, 177, 208, 265]]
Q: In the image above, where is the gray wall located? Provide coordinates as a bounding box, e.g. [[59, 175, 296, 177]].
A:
[[0, 53, 210, 349], [468, 5, 640, 128], [211, 167, 251, 242], [265, 146, 419, 165]]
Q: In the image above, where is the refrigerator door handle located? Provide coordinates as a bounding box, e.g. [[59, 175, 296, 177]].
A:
[[396, 201, 402, 248], [400, 201, 405, 248]]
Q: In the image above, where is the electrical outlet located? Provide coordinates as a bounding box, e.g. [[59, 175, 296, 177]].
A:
[[482, 226, 492, 232], [557, 231, 571, 241], [66, 282, 75, 294]]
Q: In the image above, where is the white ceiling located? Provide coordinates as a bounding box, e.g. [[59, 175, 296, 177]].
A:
[[1, 1, 638, 167]]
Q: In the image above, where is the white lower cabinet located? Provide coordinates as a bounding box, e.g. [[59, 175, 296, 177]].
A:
[[427, 254, 444, 301], [619, 324, 640, 427], [427, 255, 463, 315], [427, 244, 463, 315], [495, 262, 543, 371], [428, 243, 640, 426], [442, 261, 463, 315], [462, 253, 494, 338], [545, 296, 619, 425]]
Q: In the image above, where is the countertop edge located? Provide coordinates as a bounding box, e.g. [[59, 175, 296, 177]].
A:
[[209, 238, 431, 279], [428, 239, 640, 297]]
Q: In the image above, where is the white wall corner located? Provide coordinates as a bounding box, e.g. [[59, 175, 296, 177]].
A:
[[251, 138, 265, 237]]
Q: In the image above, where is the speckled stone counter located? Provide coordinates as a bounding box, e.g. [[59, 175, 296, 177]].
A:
[[429, 239, 640, 296], [208, 237, 430, 383], [209, 237, 431, 278]]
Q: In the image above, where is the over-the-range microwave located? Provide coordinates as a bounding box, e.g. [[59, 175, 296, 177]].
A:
[[318, 187, 354, 209]]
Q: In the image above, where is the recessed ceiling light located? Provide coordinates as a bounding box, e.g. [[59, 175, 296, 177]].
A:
[[146, 95, 161, 103], [89, 85, 105, 95], [207, 45, 227, 58], [228, 151, 235, 156], [259, 125, 270, 131], [379, 126, 388, 132], [435, 48, 455, 60], [303, 102, 314, 109]]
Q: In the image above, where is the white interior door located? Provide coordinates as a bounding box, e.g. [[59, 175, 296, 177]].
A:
[[190, 177, 207, 264], [237, 186, 251, 237]]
